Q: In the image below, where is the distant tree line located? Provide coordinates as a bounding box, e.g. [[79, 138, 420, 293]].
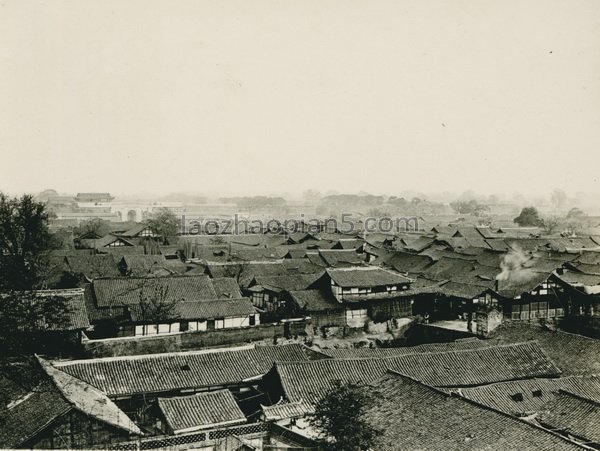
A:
[[220, 196, 288, 210]]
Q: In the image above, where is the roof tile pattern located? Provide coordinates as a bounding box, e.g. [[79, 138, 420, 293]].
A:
[[55, 343, 310, 397], [158, 389, 246, 433], [365, 372, 583, 451]]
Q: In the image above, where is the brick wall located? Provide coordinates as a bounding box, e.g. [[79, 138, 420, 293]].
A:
[[83, 323, 296, 358]]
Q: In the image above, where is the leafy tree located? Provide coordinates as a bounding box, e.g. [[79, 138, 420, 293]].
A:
[[74, 218, 112, 239], [450, 199, 489, 216], [541, 216, 561, 235], [0, 193, 54, 291], [146, 208, 181, 243], [222, 261, 249, 283], [513, 207, 543, 227], [0, 291, 70, 356], [309, 382, 380, 451], [138, 281, 181, 323]]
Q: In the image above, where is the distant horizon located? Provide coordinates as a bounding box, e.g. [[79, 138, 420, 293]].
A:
[[6, 186, 599, 212]]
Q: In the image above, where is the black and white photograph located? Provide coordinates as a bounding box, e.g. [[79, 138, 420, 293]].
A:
[[1, 0, 599, 449]]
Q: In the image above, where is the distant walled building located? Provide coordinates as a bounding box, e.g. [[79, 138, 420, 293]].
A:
[[75, 192, 115, 213]]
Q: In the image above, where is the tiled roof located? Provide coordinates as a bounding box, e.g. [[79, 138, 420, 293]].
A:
[[66, 253, 120, 279], [395, 236, 435, 252], [282, 249, 309, 259], [557, 271, 600, 288], [158, 389, 245, 433], [273, 358, 388, 404], [318, 249, 365, 267], [37, 357, 141, 435], [120, 255, 169, 275], [575, 251, 600, 265], [120, 224, 153, 237], [437, 281, 490, 299], [0, 356, 139, 449], [205, 262, 288, 287], [485, 239, 511, 252], [211, 277, 243, 298], [460, 376, 600, 416], [54, 343, 311, 397], [490, 322, 600, 376], [383, 251, 434, 275], [539, 390, 600, 444], [99, 245, 146, 257], [569, 262, 600, 275], [272, 342, 561, 404], [0, 357, 71, 448], [251, 274, 323, 293], [422, 257, 481, 281], [288, 290, 340, 312], [229, 248, 282, 261], [364, 372, 584, 451], [495, 271, 551, 299], [75, 192, 113, 200], [92, 275, 218, 308], [0, 378, 71, 448], [281, 258, 325, 275], [34, 289, 90, 330], [326, 267, 411, 288], [128, 297, 256, 322], [83, 234, 135, 249], [385, 342, 561, 388], [333, 238, 364, 250], [261, 400, 313, 421], [318, 337, 493, 359]]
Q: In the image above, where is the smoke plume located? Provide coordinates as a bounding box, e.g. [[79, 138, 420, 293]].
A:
[[496, 246, 536, 283]]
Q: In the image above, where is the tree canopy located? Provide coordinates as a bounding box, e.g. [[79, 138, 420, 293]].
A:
[[450, 199, 490, 216], [0, 193, 54, 291], [146, 208, 181, 242], [0, 291, 70, 356], [513, 206, 543, 227], [310, 382, 380, 451]]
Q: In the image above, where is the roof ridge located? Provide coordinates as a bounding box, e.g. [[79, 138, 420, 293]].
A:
[[53, 342, 302, 366], [381, 370, 592, 450], [53, 343, 258, 365]]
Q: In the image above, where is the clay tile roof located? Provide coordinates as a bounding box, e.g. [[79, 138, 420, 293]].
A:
[[326, 267, 410, 287], [288, 290, 340, 312], [158, 389, 246, 433], [31, 289, 90, 331], [54, 343, 311, 397], [538, 390, 600, 444], [272, 342, 561, 405], [364, 372, 584, 451], [128, 297, 256, 322], [460, 375, 600, 417], [261, 400, 313, 421], [38, 357, 141, 435], [66, 254, 120, 279], [92, 275, 218, 308]]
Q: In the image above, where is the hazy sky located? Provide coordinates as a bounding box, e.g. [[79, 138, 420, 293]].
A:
[[1, 0, 599, 198]]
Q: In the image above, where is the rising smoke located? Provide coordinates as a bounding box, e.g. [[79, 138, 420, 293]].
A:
[[496, 246, 536, 283]]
